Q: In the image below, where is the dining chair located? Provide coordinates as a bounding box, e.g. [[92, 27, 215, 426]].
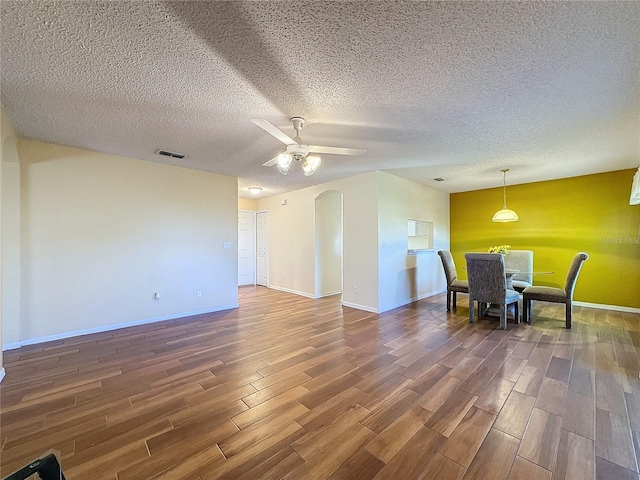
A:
[[522, 252, 589, 328], [504, 250, 534, 293], [438, 250, 469, 311], [465, 253, 520, 330]]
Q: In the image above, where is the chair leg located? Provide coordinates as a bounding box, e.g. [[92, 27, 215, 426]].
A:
[[446, 290, 451, 312], [514, 301, 520, 324], [500, 304, 507, 330], [469, 299, 475, 324], [524, 299, 530, 324], [566, 301, 572, 329], [452, 292, 457, 310]]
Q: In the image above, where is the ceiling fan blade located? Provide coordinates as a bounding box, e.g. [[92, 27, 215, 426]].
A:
[[251, 118, 297, 146], [308, 145, 367, 156], [262, 156, 279, 167]]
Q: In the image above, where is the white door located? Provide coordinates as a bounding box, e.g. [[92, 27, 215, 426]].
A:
[[238, 210, 256, 285], [256, 211, 268, 286]]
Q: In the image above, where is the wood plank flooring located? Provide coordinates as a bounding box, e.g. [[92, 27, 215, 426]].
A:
[[1, 286, 640, 479]]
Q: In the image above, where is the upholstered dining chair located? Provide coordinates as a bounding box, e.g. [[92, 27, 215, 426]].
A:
[[504, 250, 534, 293], [465, 253, 520, 330], [438, 250, 469, 311], [523, 252, 589, 328]]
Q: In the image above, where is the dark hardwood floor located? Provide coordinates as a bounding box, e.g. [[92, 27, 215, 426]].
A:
[[1, 286, 639, 479]]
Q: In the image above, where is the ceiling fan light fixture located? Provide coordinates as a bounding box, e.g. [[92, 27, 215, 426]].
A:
[[492, 169, 519, 223], [277, 153, 292, 168], [277, 153, 292, 175], [302, 156, 322, 176], [307, 155, 321, 171], [253, 117, 364, 176], [277, 163, 290, 175], [302, 160, 314, 176]]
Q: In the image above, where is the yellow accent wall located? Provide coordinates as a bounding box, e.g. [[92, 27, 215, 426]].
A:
[[451, 169, 640, 309]]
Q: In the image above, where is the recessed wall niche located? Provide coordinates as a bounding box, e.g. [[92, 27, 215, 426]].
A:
[[407, 219, 434, 253]]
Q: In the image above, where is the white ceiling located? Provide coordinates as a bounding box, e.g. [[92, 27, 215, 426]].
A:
[[1, 1, 638, 198]]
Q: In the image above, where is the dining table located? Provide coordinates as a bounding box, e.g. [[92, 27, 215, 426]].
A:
[[463, 268, 554, 290]]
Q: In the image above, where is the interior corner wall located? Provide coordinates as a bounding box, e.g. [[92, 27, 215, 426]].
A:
[[17, 139, 239, 344], [450, 169, 640, 309], [377, 172, 450, 313], [2, 146, 21, 346], [256, 172, 379, 312]]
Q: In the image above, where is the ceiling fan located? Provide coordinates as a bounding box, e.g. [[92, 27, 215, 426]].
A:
[[251, 117, 366, 176]]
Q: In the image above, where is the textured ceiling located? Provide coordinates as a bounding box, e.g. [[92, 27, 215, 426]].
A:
[[1, 1, 639, 198]]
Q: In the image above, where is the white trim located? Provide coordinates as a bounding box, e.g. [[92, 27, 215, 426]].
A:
[[341, 301, 379, 313], [574, 301, 640, 314], [316, 290, 342, 299], [1, 303, 239, 351], [267, 285, 315, 299], [2, 341, 23, 351], [0, 368, 5, 383]]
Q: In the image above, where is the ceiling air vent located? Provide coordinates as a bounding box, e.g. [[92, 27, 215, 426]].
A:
[[156, 149, 186, 159], [433, 177, 445, 182]]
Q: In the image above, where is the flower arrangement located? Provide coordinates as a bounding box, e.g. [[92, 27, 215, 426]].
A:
[[488, 244, 511, 254]]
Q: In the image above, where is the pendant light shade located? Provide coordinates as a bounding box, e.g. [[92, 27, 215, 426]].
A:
[[492, 207, 520, 222], [630, 167, 640, 205], [492, 169, 519, 222]]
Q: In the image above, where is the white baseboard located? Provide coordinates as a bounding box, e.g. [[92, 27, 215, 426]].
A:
[[573, 301, 640, 314], [341, 301, 379, 313], [0, 367, 5, 383], [267, 284, 376, 311], [267, 284, 315, 299], [2, 303, 239, 351], [316, 290, 342, 299]]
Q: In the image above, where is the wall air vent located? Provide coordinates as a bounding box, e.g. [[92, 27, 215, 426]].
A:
[[156, 149, 186, 159], [433, 177, 445, 182]]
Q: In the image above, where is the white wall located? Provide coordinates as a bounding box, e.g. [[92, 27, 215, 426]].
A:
[[256, 171, 449, 314], [315, 190, 342, 297], [377, 172, 449, 312], [2, 153, 20, 346], [238, 197, 257, 210], [257, 172, 379, 311], [15, 139, 238, 344]]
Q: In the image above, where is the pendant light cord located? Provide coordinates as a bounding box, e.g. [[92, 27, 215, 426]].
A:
[[502, 169, 509, 208]]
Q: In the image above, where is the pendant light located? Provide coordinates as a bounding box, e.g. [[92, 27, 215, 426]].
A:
[[630, 167, 640, 205], [492, 169, 519, 222]]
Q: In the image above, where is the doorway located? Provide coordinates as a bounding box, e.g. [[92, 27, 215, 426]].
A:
[[315, 191, 343, 298], [256, 211, 268, 286], [238, 210, 256, 285]]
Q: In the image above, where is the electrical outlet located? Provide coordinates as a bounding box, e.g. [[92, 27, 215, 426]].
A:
[[197, 290, 202, 297], [353, 286, 358, 293], [223, 241, 231, 249]]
